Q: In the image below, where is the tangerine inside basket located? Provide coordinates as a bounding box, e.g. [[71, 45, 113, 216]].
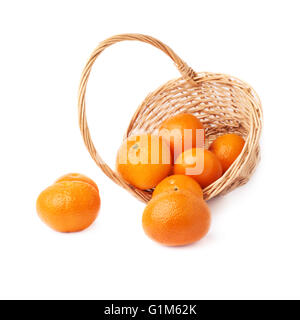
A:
[[78, 34, 263, 203]]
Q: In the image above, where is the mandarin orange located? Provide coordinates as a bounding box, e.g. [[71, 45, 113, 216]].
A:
[[159, 113, 205, 161], [56, 173, 99, 192], [152, 174, 203, 198], [174, 148, 222, 188], [142, 190, 211, 246], [116, 134, 172, 190], [209, 134, 245, 172], [36, 181, 100, 233]]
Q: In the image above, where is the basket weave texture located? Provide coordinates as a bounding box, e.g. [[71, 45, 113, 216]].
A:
[[78, 34, 263, 203]]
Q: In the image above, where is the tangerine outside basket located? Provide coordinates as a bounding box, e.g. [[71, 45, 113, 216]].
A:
[[78, 34, 263, 203]]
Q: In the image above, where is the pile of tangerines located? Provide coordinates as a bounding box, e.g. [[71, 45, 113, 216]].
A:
[[37, 113, 244, 246]]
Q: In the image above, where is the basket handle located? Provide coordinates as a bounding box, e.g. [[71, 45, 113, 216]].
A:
[[77, 34, 198, 199]]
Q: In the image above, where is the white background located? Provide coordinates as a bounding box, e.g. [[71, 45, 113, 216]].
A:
[[0, 0, 299, 300]]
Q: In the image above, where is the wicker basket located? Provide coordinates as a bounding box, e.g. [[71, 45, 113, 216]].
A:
[[78, 34, 263, 203]]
